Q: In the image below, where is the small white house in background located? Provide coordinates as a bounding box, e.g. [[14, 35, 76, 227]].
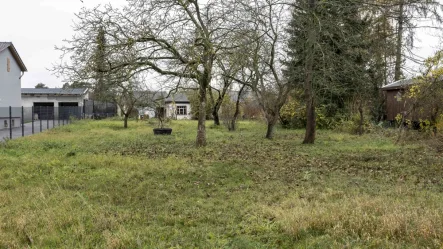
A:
[[21, 88, 89, 119], [0, 42, 27, 129], [165, 93, 192, 120], [137, 92, 192, 120]]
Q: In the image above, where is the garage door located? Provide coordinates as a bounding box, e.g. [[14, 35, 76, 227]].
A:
[[34, 102, 54, 120], [59, 102, 80, 119]]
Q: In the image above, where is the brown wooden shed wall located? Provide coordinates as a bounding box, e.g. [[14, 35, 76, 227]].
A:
[[385, 89, 430, 121]]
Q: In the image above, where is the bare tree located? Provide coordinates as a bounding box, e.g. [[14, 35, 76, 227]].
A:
[[111, 74, 151, 129], [247, 0, 292, 139], [54, 1, 253, 147], [222, 0, 292, 139]]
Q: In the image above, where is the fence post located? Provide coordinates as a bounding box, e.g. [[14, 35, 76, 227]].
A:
[[47, 106, 49, 129], [83, 99, 86, 119], [9, 106, 12, 139], [32, 106, 34, 134], [53, 106, 55, 128], [21, 106, 24, 137], [40, 115, 42, 132]]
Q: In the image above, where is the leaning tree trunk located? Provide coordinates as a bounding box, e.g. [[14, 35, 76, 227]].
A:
[[212, 100, 222, 126], [196, 84, 207, 147], [394, 0, 404, 81], [230, 86, 245, 131]]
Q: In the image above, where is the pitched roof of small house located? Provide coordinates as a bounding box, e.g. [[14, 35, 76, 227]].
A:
[[21, 88, 88, 96], [381, 79, 415, 91], [0, 42, 27, 72], [165, 93, 189, 103], [133, 91, 166, 107], [133, 91, 190, 105]]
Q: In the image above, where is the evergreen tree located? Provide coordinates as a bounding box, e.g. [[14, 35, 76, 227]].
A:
[[286, 0, 372, 142]]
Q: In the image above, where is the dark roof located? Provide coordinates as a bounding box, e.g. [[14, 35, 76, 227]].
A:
[[381, 79, 415, 91], [0, 42, 27, 72], [133, 91, 166, 107], [165, 93, 189, 103], [134, 91, 166, 101], [133, 91, 190, 106], [21, 88, 88, 96]]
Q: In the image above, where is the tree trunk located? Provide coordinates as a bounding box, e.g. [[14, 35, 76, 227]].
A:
[[265, 116, 277, 139], [196, 84, 207, 147], [124, 114, 129, 129], [212, 101, 221, 126], [230, 85, 245, 131], [394, 0, 404, 81], [196, 48, 214, 147], [213, 111, 220, 126], [358, 101, 364, 136], [303, 1, 317, 144], [304, 97, 316, 144]]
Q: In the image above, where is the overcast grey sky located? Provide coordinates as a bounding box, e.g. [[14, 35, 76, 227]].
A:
[[0, 0, 441, 88], [0, 0, 125, 88]]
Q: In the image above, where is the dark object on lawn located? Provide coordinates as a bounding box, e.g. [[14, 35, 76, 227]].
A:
[[153, 128, 172, 135], [153, 106, 172, 135]]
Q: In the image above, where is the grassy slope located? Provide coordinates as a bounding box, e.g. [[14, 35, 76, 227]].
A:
[[0, 120, 443, 248]]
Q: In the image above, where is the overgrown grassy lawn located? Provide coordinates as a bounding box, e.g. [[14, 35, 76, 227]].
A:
[[1, 120, 443, 248]]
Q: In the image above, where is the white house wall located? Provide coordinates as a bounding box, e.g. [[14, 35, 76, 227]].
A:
[[0, 49, 22, 108], [165, 103, 192, 120], [0, 49, 23, 128]]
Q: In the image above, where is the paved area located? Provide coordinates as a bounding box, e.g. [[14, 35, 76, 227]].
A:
[[0, 120, 70, 140]]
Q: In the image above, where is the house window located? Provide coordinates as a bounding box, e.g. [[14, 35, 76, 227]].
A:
[[7, 58, 10, 72], [11, 120, 15, 127], [177, 106, 187, 115], [4, 120, 7, 128]]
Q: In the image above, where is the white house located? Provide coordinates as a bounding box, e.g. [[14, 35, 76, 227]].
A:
[[21, 88, 89, 119], [136, 92, 192, 120], [0, 42, 27, 129], [164, 93, 192, 120]]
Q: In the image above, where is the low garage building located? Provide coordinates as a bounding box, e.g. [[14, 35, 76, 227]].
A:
[[21, 88, 89, 119]]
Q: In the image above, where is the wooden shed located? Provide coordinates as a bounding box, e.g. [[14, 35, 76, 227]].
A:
[[381, 79, 433, 122]]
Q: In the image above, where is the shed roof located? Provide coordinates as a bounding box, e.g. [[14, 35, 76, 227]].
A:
[[381, 79, 416, 91], [0, 42, 27, 72], [22, 88, 88, 96]]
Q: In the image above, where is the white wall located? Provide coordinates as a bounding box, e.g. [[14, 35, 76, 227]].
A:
[[0, 49, 22, 108], [0, 49, 23, 128], [165, 103, 192, 120], [0, 117, 21, 130], [21, 95, 86, 107], [138, 107, 156, 119]]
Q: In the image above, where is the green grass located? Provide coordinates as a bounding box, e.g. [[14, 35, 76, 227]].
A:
[[1, 119, 443, 248]]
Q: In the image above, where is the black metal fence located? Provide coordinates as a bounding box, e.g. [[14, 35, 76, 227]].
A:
[[0, 104, 117, 140], [84, 100, 117, 119]]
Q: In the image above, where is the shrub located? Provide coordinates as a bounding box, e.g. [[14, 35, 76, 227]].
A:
[[280, 99, 346, 130], [335, 113, 374, 134]]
